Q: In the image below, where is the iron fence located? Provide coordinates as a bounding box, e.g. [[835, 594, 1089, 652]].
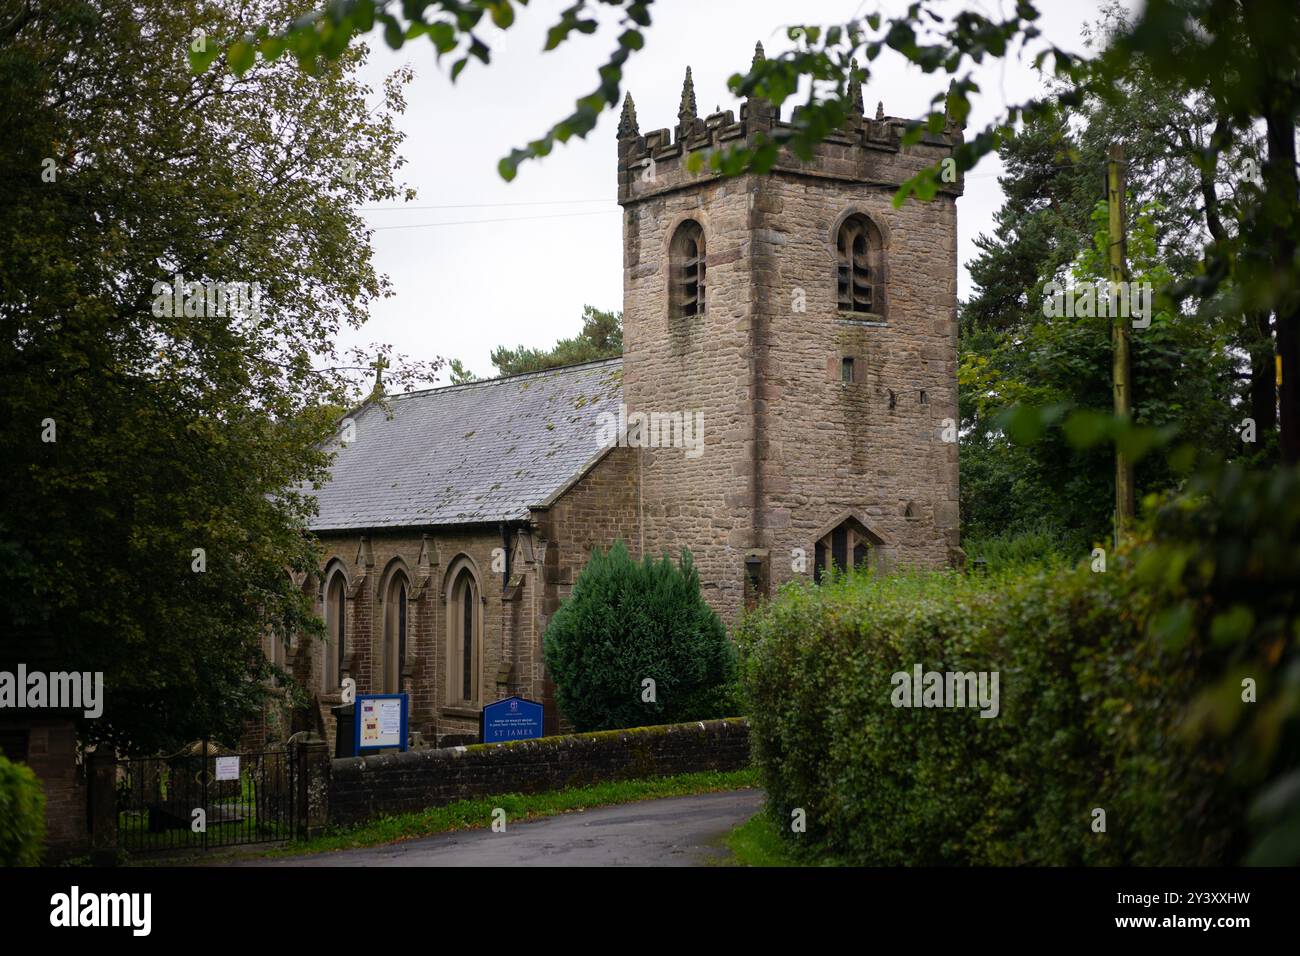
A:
[[113, 740, 298, 853]]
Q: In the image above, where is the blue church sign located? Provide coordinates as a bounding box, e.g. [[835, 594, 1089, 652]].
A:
[[481, 696, 544, 743]]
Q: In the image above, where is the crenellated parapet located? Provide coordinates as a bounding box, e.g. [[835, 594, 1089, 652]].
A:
[[617, 43, 965, 206]]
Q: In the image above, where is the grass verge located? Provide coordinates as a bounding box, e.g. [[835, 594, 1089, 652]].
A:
[[140, 767, 758, 864], [725, 810, 801, 867], [724, 805, 842, 867]]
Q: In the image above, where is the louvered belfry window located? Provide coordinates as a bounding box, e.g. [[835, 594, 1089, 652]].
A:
[[671, 220, 706, 318], [837, 214, 883, 314]]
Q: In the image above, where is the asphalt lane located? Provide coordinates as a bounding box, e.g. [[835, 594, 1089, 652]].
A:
[[234, 789, 765, 867]]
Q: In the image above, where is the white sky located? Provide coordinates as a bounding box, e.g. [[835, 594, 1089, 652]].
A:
[[347, 0, 1135, 382]]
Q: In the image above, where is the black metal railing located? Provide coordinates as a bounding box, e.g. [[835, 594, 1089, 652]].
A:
[[114, 740, 298, 853]]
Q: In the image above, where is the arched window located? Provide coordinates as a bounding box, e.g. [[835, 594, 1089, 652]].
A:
[[447, 564, 481, 707], [813, 517, 878, 583], [836, 214, 884, 314], [383, 572, 409, 694], [323, 570, 347, 693], [269, 627, 287, 671], [670, 219, 706, 318], [269, 571, 298, 674]]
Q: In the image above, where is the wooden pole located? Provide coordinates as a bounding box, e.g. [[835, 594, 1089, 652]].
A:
[[1107, 143, 1135, 538]]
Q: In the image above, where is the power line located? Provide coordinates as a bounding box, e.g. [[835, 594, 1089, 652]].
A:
[[360, 163, 1102, 222], [359, 198, 612, 211], [370, 209, 620, 231]]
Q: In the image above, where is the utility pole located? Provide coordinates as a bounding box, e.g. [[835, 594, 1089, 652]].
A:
[[1107, 143, 1135, 539]]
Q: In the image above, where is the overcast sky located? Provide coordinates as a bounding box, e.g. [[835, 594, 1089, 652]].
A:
[[347, 0, 1136, 383]]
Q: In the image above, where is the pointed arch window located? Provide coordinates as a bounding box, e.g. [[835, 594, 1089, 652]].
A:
[[670, 220, 706, 318], [447, 564, 481, 707], [323, 571, 347, 693], [383, 572, 409, 694], [270, 627, 287, 670], [837, 214, 884, 314], [813, 518, 878, 583]]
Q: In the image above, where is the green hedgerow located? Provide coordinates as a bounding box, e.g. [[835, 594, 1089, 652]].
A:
[[543, 541, 737, 732], [736, 562, 1242, 866], [0, 751, 45, 866]]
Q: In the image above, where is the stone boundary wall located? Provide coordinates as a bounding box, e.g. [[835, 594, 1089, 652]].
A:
[[329, 717, 750, 826]]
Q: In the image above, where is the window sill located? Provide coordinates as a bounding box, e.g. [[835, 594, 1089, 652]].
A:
[[836, 314, 887, 327], [441, 706, 481, 720]]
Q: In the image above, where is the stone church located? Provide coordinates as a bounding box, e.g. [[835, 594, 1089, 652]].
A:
[[272, 50, 964, 750]]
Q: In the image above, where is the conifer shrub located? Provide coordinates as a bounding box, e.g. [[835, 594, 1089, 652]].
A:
[[543, 541, 738, 732]]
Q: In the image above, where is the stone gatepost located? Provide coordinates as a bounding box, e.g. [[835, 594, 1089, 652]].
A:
[[293, 737, 331, 839], [87, 748, 118, 866]]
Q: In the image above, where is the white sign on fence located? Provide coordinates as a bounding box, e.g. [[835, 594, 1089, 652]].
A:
[[214, 756, 240, 781]]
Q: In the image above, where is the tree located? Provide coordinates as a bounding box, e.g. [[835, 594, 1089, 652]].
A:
[[957, 2, 1276, 551], [542, 542, 736, 732], [447, 358, 479, 384], [489, 304, 621, 376], [451, 304, 621, 380], [962, 200, 1236, 553], [0, 0, 435, 752]]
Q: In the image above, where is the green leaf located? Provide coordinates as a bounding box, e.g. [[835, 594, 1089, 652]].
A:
[[379, 14, 404, 49], [260, 36, 287, 62], [998, 404, 1067, 445], [1062, 409, 1112, 449], [1150, 602, 1194, 650], [489, 1, 514, 30], [428, 22, 456, 54], [227, 39, 255, 76], [1209, 605, 1255, 647], [188, 45, 221, 74]]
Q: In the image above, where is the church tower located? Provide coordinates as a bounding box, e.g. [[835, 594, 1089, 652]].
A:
[[616, 48, 964, 622]]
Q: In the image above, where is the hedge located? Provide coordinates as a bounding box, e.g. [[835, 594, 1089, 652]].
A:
[[0, 751, 45, 866], [736, 564, 1243, 865]]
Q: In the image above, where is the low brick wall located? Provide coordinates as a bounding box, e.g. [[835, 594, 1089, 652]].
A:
[[329, 717, 750, 826]]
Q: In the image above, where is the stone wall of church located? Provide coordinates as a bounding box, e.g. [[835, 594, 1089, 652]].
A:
[[532, 445, 642, 605], [274, 449, 647, 753], [531, 445, 641, 731], [618, 75, 963, 626], [620, 174, 758, 624], [751, 174, 961, 594], [298, 528, 532, 750]]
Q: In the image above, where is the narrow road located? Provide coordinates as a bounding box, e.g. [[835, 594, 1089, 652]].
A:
[[235, 789, 764, 867]]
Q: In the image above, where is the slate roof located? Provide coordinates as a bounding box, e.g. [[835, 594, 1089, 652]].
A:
[[308, 358, 624, 531]]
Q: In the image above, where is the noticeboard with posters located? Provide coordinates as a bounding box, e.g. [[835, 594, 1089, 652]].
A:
[[354, 693, 408, 753]]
